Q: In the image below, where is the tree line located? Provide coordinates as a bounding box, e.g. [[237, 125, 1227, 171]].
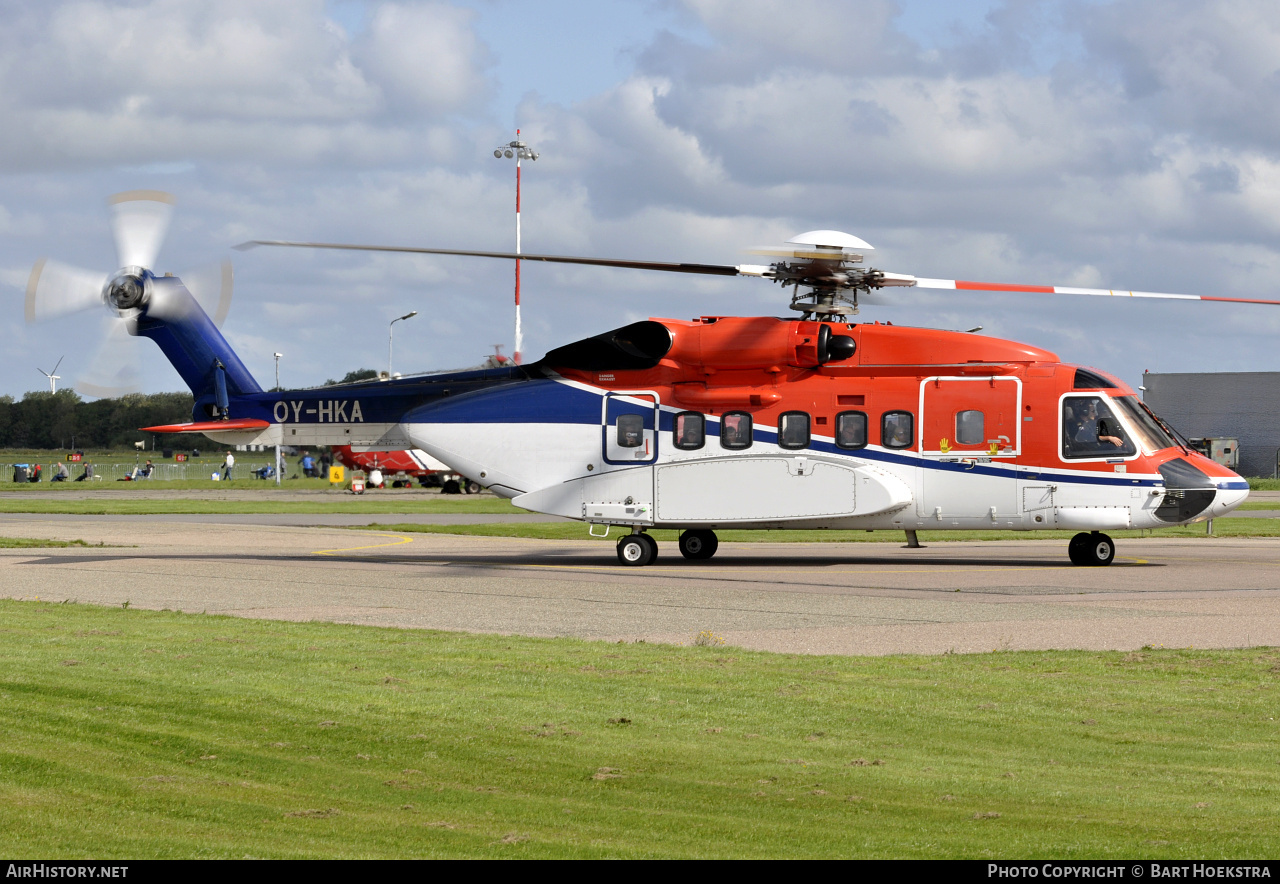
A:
[[0, 390, 202, 450], [0, 371, 382, 450]]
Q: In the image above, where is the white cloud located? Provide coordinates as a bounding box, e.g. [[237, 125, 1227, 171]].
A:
[[7, 0, 1280, 398]]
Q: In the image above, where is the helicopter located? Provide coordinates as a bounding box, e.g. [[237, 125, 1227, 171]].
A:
[[26, 199, 1267, 567]]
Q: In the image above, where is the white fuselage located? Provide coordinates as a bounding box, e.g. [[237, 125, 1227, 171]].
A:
[[401, 377, 1248, 533]]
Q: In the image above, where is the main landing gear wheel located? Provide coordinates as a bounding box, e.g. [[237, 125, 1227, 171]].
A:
[[678, 529, 719, 560], [1068, 531, 1115, 566], [617, 534, 655, 567], [463, 480, 481, 494]]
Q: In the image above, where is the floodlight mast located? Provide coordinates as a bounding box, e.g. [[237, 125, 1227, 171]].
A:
[[492, 130, 538, 363]]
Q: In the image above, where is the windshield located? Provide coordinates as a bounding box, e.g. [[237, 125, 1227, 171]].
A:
[[1113, 395, 1178, 454], [1062, 396, 1136, 459]]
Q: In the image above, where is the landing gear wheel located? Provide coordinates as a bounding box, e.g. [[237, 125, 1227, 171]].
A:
[[617, 534, 654, 567], [639, 532, 658, 563], [441, 479, 461, 495], [678, 529, 719, 560], [1069, 531, 1115, 566], [463, 480, 481, 495]]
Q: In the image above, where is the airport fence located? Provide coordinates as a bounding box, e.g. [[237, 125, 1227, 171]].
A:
[[4, 461, 280, 483]]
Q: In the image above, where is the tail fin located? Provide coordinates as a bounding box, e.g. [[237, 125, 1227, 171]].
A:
[[134, 276, 261, 415]]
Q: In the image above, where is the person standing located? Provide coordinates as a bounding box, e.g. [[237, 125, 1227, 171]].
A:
[[222, 450, 235, 481]]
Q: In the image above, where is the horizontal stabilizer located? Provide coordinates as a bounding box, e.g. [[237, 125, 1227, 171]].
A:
[[141, 418, 270, 433]]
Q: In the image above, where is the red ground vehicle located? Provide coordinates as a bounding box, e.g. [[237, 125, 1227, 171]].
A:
[[330, 445, 481, 493]]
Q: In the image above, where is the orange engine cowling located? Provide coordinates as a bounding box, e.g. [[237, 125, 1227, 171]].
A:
[[667, 317, 856, 370]]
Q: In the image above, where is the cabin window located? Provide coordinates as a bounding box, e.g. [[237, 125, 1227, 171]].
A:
[[778, 412, 810, 449], [882, 411, 914, 449], [673, 412, 705, 450], [955, 410, 984, 445], [1062, 396, 1136, 459], [720, 411, 753, 450], [835, 411, 867, 449], [616, 414, 644, 448]]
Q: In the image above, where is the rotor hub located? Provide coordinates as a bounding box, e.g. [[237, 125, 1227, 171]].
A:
[[103, 268, 149, 313]]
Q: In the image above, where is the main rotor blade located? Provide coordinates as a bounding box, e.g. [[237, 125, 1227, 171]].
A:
[[911, 277, 1280, 306], [25, 258, 109, 322], [110, 190, 174, 270], [235, 240, 752, 277]]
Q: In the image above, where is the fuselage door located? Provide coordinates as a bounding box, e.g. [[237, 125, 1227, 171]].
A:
[[917, 376, 1022, 520], [919, 376, 1022, 457], [603, 391, 659, 465]]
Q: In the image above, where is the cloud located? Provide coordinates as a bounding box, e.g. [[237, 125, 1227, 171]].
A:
[[0, 0, 494, 171], [6, 0, 1280, 398]]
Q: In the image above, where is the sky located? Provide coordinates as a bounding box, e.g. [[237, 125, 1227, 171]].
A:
[[4, 0, 1280, 400]]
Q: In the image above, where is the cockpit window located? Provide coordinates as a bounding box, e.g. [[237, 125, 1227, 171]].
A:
[[1112, 396, 1177, 454], [1073, 368, 1118, 389], [1062, 396, 1136, 459]]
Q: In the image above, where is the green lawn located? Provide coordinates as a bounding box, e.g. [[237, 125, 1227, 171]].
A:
[[0, 496, 517, 515], [0, 600, 1276, 858], [0, 536, 95, 548]]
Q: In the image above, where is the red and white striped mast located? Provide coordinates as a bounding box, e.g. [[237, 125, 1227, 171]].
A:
[[493, 130, 538, 364]]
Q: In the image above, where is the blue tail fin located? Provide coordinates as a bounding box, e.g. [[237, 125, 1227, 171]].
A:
[[133, 276, 261, 415]]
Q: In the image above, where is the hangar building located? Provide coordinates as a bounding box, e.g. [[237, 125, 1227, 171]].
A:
[[1142, 371, 1279, 478]]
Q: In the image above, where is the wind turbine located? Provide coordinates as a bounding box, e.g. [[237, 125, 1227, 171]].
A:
[[37, 356, 64, 393]]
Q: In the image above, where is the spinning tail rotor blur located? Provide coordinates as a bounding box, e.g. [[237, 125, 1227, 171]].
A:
[[25, 191, 234, 397]]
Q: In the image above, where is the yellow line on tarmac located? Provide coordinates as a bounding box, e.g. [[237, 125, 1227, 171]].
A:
[[312, 532, 415, 556]]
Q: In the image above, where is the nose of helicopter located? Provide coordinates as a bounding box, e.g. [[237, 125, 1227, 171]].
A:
[[1206, 480, 1249, 517]]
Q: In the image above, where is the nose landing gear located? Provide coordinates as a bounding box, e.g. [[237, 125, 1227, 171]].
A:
[[1068, 531, 1115, 566]]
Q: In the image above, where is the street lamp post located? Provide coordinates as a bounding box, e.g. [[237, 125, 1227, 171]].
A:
[[273, 352, 282, 486], [388, 311, 418, 377], [492, 130, 538, 364]]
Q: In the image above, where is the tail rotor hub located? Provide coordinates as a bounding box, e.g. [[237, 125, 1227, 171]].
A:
[[103, 268, 149, 313]]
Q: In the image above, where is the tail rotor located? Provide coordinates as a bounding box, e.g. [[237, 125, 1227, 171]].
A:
[[24, 192, 234, 396]]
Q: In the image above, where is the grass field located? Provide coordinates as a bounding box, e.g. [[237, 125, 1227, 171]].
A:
[[0, 536, 96, 548], [0, 600, 1276, 858], [0, 495, 515, 515]]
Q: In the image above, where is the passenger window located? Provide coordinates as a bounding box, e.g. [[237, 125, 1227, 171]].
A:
[[835, 411, 867, 449], [720, 411, 752, 450], [616, 414, 644, 448], [1062, 396, 1136, 459], [882, 411, 914, 449], [778, 412, 810, 449], [673, 412, 705, 450], [956, 410, 984, 445]]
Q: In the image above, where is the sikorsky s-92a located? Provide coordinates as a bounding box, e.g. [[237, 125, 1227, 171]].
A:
[[27, 197, 1270, 567]]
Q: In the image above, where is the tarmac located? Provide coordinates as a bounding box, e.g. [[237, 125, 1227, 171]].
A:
[[4, 507, 1280, 656]]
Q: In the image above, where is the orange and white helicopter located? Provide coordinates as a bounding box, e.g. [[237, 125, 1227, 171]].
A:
[[27, 202, 1269, 567]]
